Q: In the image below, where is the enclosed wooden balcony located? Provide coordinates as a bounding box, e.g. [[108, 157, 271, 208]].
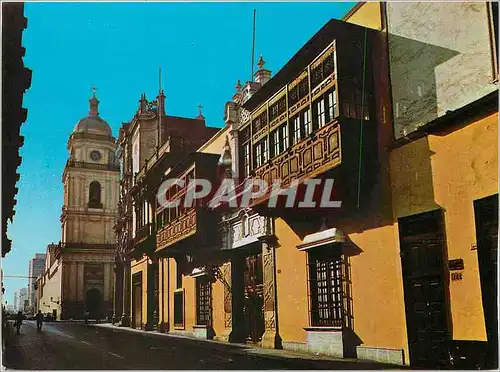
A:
[[155, 153, 220, 254], [238, 19, 379, 212]]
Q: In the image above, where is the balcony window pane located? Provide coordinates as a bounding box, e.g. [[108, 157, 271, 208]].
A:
[[303, 109, 311, 136], [243, 143, 250, 177], [292, 115, 301, 145], [281, 124, 289, 151], [272, 130, 280, 156], [255, 143, 262, 168], [316, 99, 325, 128], [327, 90, 338, 122], [262, 138, 269, 163]]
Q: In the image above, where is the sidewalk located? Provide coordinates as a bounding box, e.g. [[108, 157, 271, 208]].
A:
[[90, 322, 405, 369]]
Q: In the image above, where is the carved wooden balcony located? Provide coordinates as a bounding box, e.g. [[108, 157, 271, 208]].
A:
[[155, 153, 220, 254], [157, 207, 197, 251], [253, 120, 341, 189]]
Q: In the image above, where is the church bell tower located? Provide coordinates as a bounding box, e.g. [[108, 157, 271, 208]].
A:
[[58, 90, 120, 320]]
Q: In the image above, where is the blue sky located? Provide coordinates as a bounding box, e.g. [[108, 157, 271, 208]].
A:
[[2, 2, 354, 306]]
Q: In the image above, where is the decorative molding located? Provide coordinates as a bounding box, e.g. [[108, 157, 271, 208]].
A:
[[227, 213, 268, 250]]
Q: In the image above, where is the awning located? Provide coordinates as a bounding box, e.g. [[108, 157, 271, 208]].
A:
[[296, 228, 345, 251]]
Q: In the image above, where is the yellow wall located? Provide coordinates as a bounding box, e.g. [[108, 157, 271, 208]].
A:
[[346, 223, 408, 352], [161, 257, 226, 336], [131, 257, 148, 326], [197, 126, 229, 155], [274, 218, 309, 343], [390, 112, 498, 341], [344, 2, 382, 30], [211, 278, 225, 337], [275, 216, 409, 355]]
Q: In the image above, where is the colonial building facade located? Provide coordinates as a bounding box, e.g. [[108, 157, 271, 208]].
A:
[[37, 94, 120, 320], [113, 91, 219, 328], [114, 2, 498, 369]]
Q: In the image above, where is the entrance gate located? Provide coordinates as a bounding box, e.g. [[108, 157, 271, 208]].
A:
[[399, 210, 450, 368]]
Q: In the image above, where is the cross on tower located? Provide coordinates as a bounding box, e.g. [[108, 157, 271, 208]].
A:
[[198, 104, 203, 116], [91, 86, 97, 97]]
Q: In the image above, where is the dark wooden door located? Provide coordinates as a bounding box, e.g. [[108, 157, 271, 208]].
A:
[[132, 273, 142, 329], [399, 210, 450, 368], [243, 253, 265, 343], [474, 194, 498, 369]]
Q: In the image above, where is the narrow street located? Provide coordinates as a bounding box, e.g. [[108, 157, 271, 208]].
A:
[[3, 321, 400, 370]]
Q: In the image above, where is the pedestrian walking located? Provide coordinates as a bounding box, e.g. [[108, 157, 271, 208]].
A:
[[36, 310, 44, 332], [14, 311, 24, 334]]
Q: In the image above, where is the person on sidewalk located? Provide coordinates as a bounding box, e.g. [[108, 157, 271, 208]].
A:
[[36, 310, 44, 332], [14, 311, 24, 334]]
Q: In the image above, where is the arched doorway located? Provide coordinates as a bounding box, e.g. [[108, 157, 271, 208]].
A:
[[85, 288, 102, 319]]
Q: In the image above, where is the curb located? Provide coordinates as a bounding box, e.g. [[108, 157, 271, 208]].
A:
[[87, 323, 404, 368]]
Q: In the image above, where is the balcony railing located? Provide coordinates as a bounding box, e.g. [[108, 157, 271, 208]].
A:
[[66, 160, 120, 172], [59, 242, 115, 250], [157, 208, 197, 250]]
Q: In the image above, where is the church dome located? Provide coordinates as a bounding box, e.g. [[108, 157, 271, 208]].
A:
[[73, 93, 112, 136]]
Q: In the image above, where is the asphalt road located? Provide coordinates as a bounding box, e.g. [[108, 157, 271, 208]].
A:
[[3, 321, 399, 370]]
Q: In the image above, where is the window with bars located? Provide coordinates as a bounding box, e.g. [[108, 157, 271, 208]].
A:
[[308, 248, 344, 327], [252, 111, 268, 134], [196, 277, 212, 326], [311, 51, 336, 90], [269, 95, 286, 122]]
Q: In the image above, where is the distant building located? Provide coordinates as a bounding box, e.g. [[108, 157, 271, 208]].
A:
[[18, 287, 27, 312], [28, 253, 46, 312], [13, 291, 18, 312]]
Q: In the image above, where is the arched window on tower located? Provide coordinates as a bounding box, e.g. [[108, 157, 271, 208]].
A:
[[88, 181, 102, 208]]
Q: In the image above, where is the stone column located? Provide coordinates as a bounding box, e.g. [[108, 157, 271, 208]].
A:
[[113, 259, 124, 323], [260, 238, 281, 349], [120, 258, 131, 327]]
